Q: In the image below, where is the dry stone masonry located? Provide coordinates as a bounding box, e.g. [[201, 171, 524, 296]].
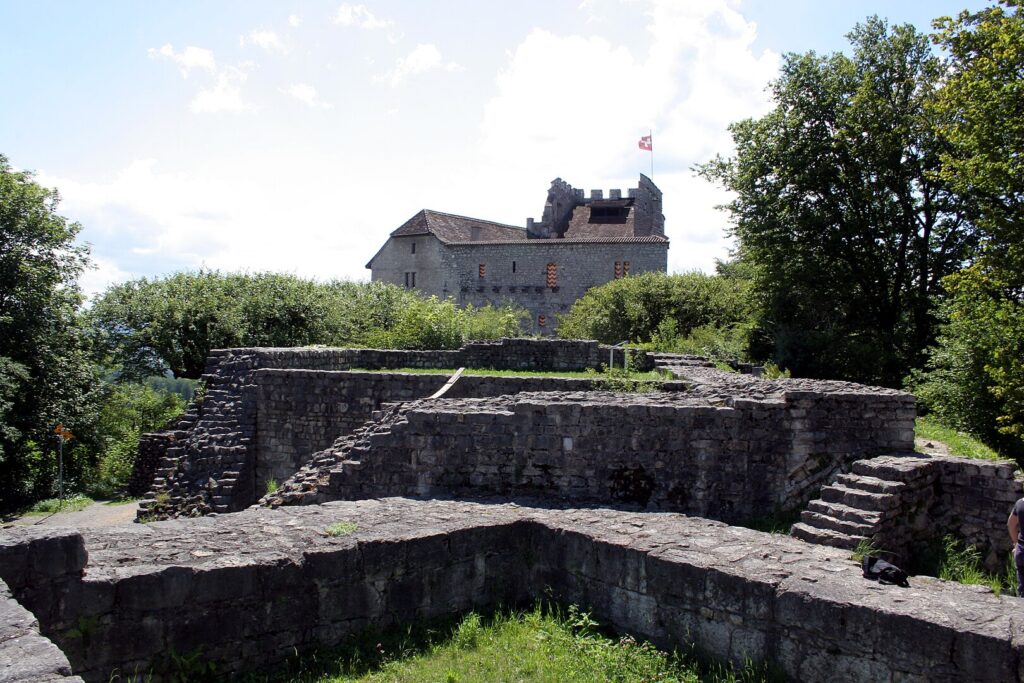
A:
[[4, 339, 1024, 681], [2, 499, 1023, 682], [136, 339, 632, 519]]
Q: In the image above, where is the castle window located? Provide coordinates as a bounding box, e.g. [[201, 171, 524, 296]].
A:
[[589, 203, 630, 224], [623, 261, 630, 276], [512, 261, 516, 273], [478, 263, 486, 279], [404, 272, 416, 288], [411, 242, 416, 254], [614, 261, 622, 279], [546, 262, 558, 287], [538, 314, 547, 328]]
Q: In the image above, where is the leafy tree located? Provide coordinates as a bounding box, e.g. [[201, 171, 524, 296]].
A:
[[89, 383, 185, 497], [912, 2, 1024, 455], [0, 154, 103, 506], [91, 273, 529, 378], [699, 18, 978, 386], [556, 271, 754, 348]]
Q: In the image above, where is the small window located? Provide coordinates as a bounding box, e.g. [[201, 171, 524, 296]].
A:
[[546, 262, 558, 288], [512, 261, 517, 274], [404, 272, 416, 288], [411, 242, 416, 254], [479, 263, 486, 279], [538, 314, 547, 328], [471, 226, 482, 241], [614, 261, 622, 279]]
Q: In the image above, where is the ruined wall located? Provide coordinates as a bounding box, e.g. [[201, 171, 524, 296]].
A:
[[303, 388, 915, 522], [253, 370, 603, 492], [864, 456, 1021, 571], [138, 339, 633, 518], [1, 500, 1021, 683]]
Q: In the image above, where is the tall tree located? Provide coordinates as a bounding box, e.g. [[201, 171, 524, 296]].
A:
[[0, 154, 102, 506], [912, 2, 1024, 455], [700, 18, 978, 386]]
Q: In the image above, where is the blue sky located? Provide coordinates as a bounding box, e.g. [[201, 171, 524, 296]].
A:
[[0, 0, 989, 298]]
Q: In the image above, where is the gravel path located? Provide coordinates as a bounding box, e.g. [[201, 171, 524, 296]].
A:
[[5, 500, 140, 529]]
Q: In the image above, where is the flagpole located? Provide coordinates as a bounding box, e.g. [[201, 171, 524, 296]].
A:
[[649, 128, 654, 179]]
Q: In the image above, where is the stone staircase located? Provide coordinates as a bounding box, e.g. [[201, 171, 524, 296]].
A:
[[791, 455, 932, 551], [261, 402, 410, 507]]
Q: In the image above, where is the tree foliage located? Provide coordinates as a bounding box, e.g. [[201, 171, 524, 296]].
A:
[[90, 272, 529, 378], [699, 18, 977, 386], [0, 154, 104, 506], [912, 2, 1024, 455], [555, 271, 755, 349]]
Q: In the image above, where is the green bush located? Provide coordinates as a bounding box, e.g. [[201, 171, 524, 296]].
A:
[[557, 271, 756, 351], [87, 383, 185, 498]]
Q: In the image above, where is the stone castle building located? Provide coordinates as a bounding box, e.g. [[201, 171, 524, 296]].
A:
[[366, 175, 669, 333]]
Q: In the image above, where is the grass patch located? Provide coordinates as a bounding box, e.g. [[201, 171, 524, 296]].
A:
[[325, 521, 357, 537], [265, 605, 778, 683], [103, 497, 140, 506], [348, 367, 665, 381], [915, 416, 1005, 461], [24, 494, 94, 515], [934, 536, 1014, 596], [266, 478, 279, 495]]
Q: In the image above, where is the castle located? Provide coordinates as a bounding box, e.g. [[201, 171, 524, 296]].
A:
[[366, 175, 669, 333]]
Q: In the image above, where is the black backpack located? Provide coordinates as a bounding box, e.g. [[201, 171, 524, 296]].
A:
[[862, 555, 910, 587]]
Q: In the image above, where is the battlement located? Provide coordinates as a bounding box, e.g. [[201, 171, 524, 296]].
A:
[[527, 175, 664, 239]]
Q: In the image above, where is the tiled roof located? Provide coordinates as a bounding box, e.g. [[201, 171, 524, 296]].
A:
[[391, 209, 528, 244]]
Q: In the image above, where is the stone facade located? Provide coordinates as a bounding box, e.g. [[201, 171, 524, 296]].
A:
[[2, 499, 1023, 682], [366, 175, 669, 334]]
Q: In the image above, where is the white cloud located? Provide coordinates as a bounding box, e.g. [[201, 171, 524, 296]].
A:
[[191, 65, 250, 113], [334, 3, 392, 30], [288, 14, 302, 28], [79, 256, 133, 301], [241, 29, 287, 53], [146, 43, 216, 77], [282, 83, 333, 109], [378, 43, 463, 87], [479, 0, 779, 272]]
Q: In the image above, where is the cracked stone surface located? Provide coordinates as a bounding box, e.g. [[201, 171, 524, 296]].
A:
[[2, 498, 1023, 682]]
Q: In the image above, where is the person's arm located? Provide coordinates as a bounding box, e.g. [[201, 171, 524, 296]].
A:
[[1009, 509, 1019, 547]]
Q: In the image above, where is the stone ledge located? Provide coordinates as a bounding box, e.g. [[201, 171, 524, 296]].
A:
[[0, 499, 1021, 682]]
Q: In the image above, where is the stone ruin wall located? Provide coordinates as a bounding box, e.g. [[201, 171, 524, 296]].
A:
[[272, 387, 914, 523], [2, 499, 1023, 683], [137, 339, 627, 518]]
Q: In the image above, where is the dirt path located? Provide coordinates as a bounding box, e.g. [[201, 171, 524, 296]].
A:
[[4, 500, 140, 529]]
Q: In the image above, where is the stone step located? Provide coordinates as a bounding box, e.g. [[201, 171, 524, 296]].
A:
[[791, 522, 864, 550], [851, 456, 936, 483], [834, 473, 906, 495], [820, 484, 899, 512], [800, 510, 875, 537], [806, 499, 883, 525]]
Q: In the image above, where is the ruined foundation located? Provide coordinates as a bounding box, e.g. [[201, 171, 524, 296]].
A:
[[2, 339, 1022, 681]]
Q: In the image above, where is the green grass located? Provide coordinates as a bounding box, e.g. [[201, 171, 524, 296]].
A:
[[325, 521, 357, 537], [934, 536, 1015, 596], [265, 605, 777, 683], [24, 494, 94, 515], [348, 367, 666, 381], [915, 416, 1005, 461]]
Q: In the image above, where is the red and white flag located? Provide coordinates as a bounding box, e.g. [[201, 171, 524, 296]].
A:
[[638, 135, 652, 151]]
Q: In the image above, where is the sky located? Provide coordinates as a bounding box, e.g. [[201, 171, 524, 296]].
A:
[[0, 0, 990, 299]]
